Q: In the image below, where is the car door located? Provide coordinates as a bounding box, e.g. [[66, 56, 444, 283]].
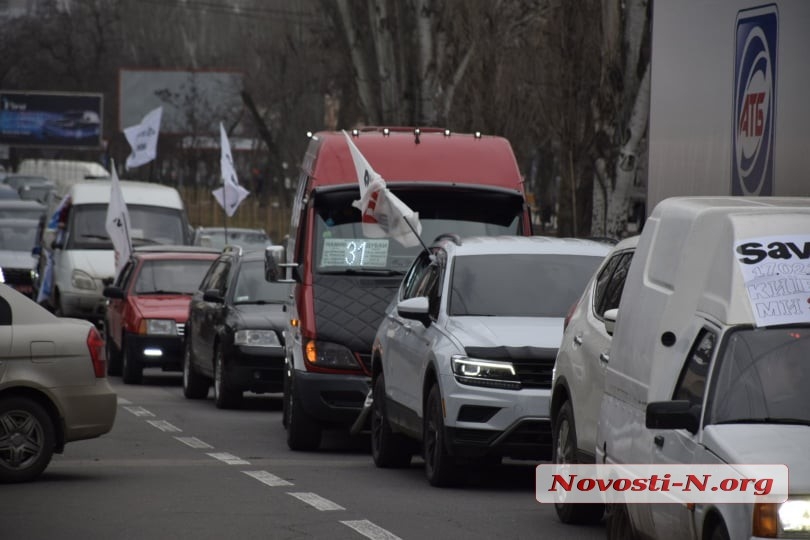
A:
[[384, 252, 432, 409], [648, 325, 717, 540], [190, 258, 228, 372], [574, 249, 634, 455], [107, 259, 135, 349], [199, 258, 231, 377]]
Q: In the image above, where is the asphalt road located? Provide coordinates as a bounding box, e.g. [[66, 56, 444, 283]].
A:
[[1, 370, 606, 540]]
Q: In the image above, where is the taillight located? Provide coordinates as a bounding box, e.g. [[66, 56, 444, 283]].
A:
[[87, 326, 106, 378]]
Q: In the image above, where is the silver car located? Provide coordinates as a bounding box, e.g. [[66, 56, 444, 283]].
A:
[[0, 284, 117, 483], [369, 235, 610, 486]]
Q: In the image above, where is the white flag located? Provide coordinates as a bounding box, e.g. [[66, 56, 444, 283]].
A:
[[124, 106, 162, 170], [105, 164, 132, 275], [343, 130, 422, 247], [212, 122, 249, 217]]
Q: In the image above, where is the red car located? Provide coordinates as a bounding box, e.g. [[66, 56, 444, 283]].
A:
[[102, 246, 220, 384]]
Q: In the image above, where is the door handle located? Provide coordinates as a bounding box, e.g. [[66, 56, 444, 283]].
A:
[[573, 335, 583, 346], [599, 352, 609, 364], [654, 435, 664, 448]]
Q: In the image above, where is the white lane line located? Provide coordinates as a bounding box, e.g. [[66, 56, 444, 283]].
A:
[[287, 492, 345, 511], [243, 470, 293, 487], [174, 437, 213, 449], [340, 520, 402, 540], [123, 406, 154, 417], [146, 420, 182, 432], [117, 397, 132, 405], [206, 452, 250, 465]]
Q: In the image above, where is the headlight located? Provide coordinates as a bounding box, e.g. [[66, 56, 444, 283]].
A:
[[304, 340, 360, 370], [234, 329, 281, 347], [71, 269, 97, 290], [451, 355, 521, 390], [754, 499, 810, 536], [139, 319, 177, 335]]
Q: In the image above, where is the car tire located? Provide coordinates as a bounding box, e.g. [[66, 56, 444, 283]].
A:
[[0, 397, 56, 484], [606, 503, 635, 540], [105, 328, 122, 376], [371, 373, 413, 468], [121, 334, 143, 385], [285, 378, 321, 451], [709, 522, 730, 540], [213, 346, 241, 409], [423, 383, 459, 487], [183, 337, 209, 399], [552, 401, 604, 524]]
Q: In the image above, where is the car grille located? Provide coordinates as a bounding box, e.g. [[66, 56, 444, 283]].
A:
[[176, 323, 185, 337], [512, 359, 555, 389], [0, 267, 33, 286]]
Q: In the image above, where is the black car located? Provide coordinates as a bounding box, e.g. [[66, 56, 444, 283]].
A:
[[183, 246, 290, 408]]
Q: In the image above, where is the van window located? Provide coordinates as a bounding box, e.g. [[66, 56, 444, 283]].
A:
[[67, 204, 186, 249], [673, 328, 715, 407], [707, 327, 810, 425], [312, 188, 524, 274]]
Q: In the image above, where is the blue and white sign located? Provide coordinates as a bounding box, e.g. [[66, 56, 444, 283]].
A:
[[0, 91, 103, 148], [732, 5, 778, 196]]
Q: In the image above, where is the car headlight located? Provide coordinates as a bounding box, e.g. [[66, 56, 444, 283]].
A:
[[71, 269, 97, 290], [304, 340, 360, 370], [451, 354, 521, 390], [139, 319, 177, 336], [754, 499, 810, 536], [234, 329, 281, 347]]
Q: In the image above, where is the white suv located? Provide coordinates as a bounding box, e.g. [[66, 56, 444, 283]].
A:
[[549, 235, 637, 523], [370, 235, 609, 486]]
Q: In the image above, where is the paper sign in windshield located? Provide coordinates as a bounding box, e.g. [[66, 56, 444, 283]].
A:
[[735, 235, 810, 327], [321, 238, 389, 268]]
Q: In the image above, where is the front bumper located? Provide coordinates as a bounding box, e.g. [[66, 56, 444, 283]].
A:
[[223, 344, 286, 394], [292, 369, 371, 427], [439, 372, 553, 460], [127, 334, 185, 370]]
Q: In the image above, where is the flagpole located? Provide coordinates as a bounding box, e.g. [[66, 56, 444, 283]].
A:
[[402, 215, 429, 255], [222, 175, 229, 238]]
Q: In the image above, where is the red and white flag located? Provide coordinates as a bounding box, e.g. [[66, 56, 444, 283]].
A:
[[343, 130, 422, 247]]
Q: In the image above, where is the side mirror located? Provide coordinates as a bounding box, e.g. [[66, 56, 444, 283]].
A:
[[203, 288, 224, 303], [265, 249, 280, 282], [397, 296, 431, 327], [646, 400, 701, 434], [603, 308, 618, 336], [103, 286, 126, 300]]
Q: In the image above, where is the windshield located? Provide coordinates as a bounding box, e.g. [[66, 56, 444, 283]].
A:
[[313, 188, 525, 274], [133, 259, 214, 295], [67, 203, 186, 250], [448, 253, 603, 317], [199, 229, 270, 251], [0, 207, 45, 221], [707, 327, 810, 426], [233, 260, 291, 304], [0, 223, 38, 251]]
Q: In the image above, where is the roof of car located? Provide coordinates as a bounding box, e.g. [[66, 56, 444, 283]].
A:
[[68, 180, 184, 208], [132, 245, 221, 260], [433, 235, 613, 257]]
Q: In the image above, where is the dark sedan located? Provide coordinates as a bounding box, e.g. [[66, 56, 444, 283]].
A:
[[183, 247, 290, 408]]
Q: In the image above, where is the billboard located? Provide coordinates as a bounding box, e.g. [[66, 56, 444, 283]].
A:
[[119, 69, 244, 135], [0, 91, 103, 148]]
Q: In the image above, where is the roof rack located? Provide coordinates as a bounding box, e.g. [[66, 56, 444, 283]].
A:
[[433, 233, 462, 246], [132, 245, 221, 254]]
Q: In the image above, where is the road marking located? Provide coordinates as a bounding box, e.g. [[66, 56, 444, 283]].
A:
[[243, 470, 293, 487], [206, 452, 250, 465], [287, 492, 345, 511], [174, 437, 213, 449], [146, 420, 182, 432], [117, 397, 132, 405], [123, 406, 154, 417], [340, 520, 402, 540]]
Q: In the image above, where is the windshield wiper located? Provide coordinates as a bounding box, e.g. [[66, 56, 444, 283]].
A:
[[234, 299, 287, 305], [131, 236, 160, 245], [319, 268, 405, 276], [80, 234, 110, 240], [140, 290, 186, 295], [714, 418, 810, 426]]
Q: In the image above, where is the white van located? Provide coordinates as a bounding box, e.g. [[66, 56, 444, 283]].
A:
[[16, 159, 110, 197], [37, 180, 192, 321], [596, 197, 810, 539]]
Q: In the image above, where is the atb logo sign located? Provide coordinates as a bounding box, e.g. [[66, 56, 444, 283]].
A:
[[732, 5, 778, 195]]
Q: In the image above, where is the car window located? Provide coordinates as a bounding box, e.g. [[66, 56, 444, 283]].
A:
[[673, 328, 715, 408], [401, 251, 432, 300], [116, 260, 136, 288], [595, 251, 633, 318], [134, 259, 215, 294], [201, 259, 229, 292], [593, 253, 621, 315], [232, 260, 290, 304], [0, 295, 11, 325]]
